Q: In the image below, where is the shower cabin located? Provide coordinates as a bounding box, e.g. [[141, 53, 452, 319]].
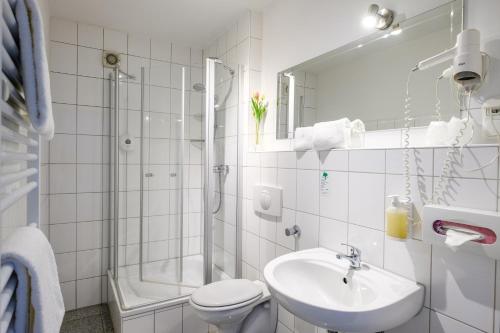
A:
[[106, 55, 242, 310]]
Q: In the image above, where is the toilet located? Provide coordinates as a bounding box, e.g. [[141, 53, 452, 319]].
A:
[[189, 279, 277, 333]]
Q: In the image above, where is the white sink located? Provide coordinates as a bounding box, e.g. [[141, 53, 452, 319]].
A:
[[263, 248, 424, 333]]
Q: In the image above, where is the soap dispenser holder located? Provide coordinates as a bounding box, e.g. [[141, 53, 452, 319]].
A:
[[423, 204, 500, 259]]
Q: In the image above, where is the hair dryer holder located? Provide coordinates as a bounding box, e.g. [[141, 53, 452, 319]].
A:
[[423, 204, 500, 259]]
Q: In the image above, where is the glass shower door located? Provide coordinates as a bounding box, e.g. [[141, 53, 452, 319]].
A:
[[111, 61, 205, 310], [204, 57, 240, 284], [140, 65, 202, 289]]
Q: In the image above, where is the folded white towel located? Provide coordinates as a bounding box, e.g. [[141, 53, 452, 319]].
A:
[[426, 121, 448, 146], [16, 0, 54, 139], [1, 227, 65, 333], [349, 119, 366, 148], [312, 118, 351, 151], [294, 126, 313, 151], [350, 119, 366, 134], [425, 117, 473, 146], [447, 116, 473, 146]]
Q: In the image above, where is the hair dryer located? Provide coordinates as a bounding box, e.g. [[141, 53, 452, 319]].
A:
[[413, 29, 483, 90]]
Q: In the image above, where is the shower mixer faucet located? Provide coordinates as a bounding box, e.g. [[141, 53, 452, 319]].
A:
[[213, 165, 229, 174]]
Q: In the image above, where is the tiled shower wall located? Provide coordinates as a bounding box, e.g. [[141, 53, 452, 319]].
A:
[[240, 146, 500, 333], [47, 17, 203, 310]]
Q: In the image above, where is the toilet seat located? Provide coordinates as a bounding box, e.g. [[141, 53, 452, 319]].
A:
[[190, 279, 263, 310]]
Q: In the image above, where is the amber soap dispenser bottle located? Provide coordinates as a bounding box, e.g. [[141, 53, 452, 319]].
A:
[[386, 195, 409, 240]]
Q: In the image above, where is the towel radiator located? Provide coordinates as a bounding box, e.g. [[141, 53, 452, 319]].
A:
[[0, 263, 16, 333], [0, 0, 40, 224], [1, 0, 41, 331]]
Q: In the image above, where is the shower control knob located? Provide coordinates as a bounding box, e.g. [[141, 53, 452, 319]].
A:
[[170, 173, 177, 177], [145, 173, 154, 177]]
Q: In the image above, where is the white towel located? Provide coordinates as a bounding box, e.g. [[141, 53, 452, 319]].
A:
[[312, 118, 351, 151], [425, 117, 474, 146], [293, 126, 313, 151], [1, 227, 65, 333], [349, 119, 366, 148], [16, 0, 54, 139], [447, 116, 473, 146]]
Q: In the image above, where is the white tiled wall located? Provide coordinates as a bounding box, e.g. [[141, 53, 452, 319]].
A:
[[48, 17, 203, 310], [45, 5, 500, 333], [240, 146, 500, 333]]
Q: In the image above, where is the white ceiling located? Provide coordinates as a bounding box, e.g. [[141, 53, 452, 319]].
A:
[[49, 0, 274, 48]]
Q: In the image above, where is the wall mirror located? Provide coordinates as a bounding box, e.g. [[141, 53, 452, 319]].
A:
[[276, 0, 463, 139]]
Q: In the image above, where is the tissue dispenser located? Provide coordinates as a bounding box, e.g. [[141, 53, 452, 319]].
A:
[[423, 205, 500, 259]]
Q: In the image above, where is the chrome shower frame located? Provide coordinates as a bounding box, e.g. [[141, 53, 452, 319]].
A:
[[203, 58, 216, 284], [139, 67, 145, 282], [179, 67, 186, 282], [112, 67, 120, 280]]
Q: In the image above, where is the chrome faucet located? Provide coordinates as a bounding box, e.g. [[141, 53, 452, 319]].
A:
[[336, 243, 362, 270]]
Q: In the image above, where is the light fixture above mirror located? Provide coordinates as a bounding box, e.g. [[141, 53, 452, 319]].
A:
[[362, 4, 395, 30]]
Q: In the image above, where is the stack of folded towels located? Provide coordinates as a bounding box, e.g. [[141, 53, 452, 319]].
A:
[[425, 116, 474, 146], [293, 118, 366, 151]]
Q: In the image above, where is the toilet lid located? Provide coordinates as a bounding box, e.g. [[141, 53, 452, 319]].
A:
[[191, 279, 263, 307]]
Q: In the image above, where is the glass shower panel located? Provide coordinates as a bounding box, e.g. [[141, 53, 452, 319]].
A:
[[140, 64, 200, 289], [109, 67, 151, 306], [108, 69, 134, 280], [205, 58, 240, 284]]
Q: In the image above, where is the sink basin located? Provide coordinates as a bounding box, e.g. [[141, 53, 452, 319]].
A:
[[263, 248, 424, 333]]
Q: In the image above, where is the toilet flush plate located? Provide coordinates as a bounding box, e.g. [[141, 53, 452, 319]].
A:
[[253, 184, 282, 217]]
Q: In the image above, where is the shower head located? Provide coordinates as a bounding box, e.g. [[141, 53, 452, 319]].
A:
[[224, 65, 235, 76], [208, 57, 235, 76], [223, 64, 235, 76], [103, 51, 137, 80], [193, 83, 206, 92]]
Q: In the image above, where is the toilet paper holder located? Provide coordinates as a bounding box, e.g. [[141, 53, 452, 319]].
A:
[[423, 205, 500, 259]]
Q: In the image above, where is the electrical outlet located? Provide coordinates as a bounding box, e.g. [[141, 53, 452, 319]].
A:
[[482, 99, 500, 137]]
